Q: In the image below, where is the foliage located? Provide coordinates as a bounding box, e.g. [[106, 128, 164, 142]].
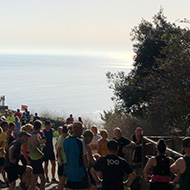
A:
[[107, 9, 190, 133], [100, 108, 140, 138]]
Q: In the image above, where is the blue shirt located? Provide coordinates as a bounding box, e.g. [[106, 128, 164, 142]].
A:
[[64, 136, 87, 182]]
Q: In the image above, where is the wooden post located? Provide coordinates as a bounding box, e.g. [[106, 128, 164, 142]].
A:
[[142, 136, 146, 167]]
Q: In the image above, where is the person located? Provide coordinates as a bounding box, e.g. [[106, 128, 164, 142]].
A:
[[78, 117, 83, 124], [89, 125, 101, 154], [25, 108, 30, 123], [66, 114, 74, 124], [83, 130, 100, 190], [113, 127, 136, 158], [33, 113, 40, 122], [21, 112, 27, 126], [97, 129, 109, 156], [0, 121, 9, 186], [143, 139, 174, 190], [14, 116, 21, 139], [42, 120, 57, 183], [20, 124, 33, 166], [64, 121, 89, 190], [14, 109, 21, 119], [57, 125, 68, 190], [170, 137, 190, 190], [0, 116, 6, 121], [55, 126, 63, 154], [4, 131, 33, 190], [29, 120, 45, 190], [6, 111, 15, 123], [131, 127, 143, 163], [7, 122, 15, 147], [91, 139, 136, 190]]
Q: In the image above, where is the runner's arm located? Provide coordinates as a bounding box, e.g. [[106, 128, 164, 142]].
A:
[[21, 142, 30, 165], [86, 144, 96, 165], [143, 157, 154, 182], [170, 158, 184, 174], [57, 146, 63, 164], [97, 140, 101, 155], [90, 167, 102, 184], [124, 172, 136, 187], [30, 135, 44, 157], [126, 141, 136, 149], [9, 145, 16, 164], [170, 159, 183, 184]]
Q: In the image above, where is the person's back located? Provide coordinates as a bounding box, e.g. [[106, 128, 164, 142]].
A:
[[64, 136, 87, 181], [152, 155, 170, 182], [91, 140, 135, 190], [64, 122, 89, 190], [144, 139, 173, 190], [94, 154, 132, 190], [43, 128, 54, 153]]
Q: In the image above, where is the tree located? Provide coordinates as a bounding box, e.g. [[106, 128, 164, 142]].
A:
[[107, 9, 190, 133]]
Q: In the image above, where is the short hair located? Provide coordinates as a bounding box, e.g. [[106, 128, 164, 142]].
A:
[[73, 121, 83, 128], [1, 121, 8, 128], [33, 120, 42, 130], [84, 130, 93, 138], [62, 125, 68, 134], [9, 122, 15, 128], [107, 140, 118, 151], [45, 120, 51, 126]]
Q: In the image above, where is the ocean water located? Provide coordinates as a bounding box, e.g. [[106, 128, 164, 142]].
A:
[[0, 54, 132, 122]]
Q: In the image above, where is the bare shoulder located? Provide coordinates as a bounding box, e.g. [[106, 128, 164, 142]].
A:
[[175, 157, 186, 173], [176, 157, 185, 164]]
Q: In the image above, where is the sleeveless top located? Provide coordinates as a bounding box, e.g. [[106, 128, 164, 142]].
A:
[[151, 155, 170, 182], [29, 132, 42, 160], [99, 139, 109, 156], [43, 129, 54, 154], [179, 156, 190, 190]]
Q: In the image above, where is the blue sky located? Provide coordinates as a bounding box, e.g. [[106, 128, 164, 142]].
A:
[[0, 0, 189, 57]]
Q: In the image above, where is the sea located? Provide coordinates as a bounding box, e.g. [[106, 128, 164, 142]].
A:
[[0, 53, 133, 122]]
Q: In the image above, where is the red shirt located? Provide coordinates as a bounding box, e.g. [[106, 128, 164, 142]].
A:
[[14, 112, 21, 119]]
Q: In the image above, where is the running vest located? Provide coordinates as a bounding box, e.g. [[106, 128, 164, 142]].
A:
[[151, 155, 170, 182], [179, 156, 190, 190], [29, 132, 42, 160]]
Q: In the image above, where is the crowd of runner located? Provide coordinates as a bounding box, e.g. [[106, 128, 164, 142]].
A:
[[0, 109, 190, 190]]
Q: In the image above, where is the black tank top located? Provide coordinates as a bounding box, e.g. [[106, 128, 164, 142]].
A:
[[153, 155, 170, 176]]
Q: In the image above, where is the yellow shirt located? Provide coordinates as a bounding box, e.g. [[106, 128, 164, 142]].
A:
[[100, 139, 109, 156], [0, 132, 7, 158]]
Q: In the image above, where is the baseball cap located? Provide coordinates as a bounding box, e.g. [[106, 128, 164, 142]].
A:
[[182, 137, 190, 147], [19, 131, 31, 138]]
